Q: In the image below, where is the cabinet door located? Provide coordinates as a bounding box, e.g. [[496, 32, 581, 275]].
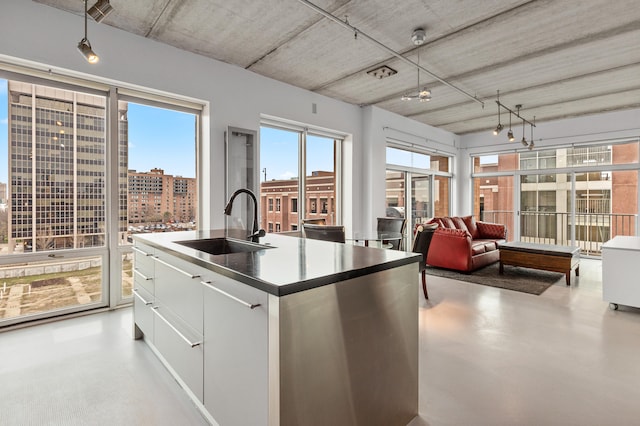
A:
[[203, 274, 269, 426], [153, 303, 204, 402], [133, 286, 154, 341], [153, 251, 204, 334]]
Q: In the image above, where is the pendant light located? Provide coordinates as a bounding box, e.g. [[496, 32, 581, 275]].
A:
[[493, 90, 503, 135], [507, 113, 514, 142]]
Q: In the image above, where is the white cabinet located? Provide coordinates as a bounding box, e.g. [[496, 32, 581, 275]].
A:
[[602, 236, 640, 309], [202, 272, 269, 426]]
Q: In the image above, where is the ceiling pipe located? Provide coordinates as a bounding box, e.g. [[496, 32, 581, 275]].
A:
[[296, 0, 484, 108]]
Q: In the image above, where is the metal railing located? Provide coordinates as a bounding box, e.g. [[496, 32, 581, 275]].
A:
[[482, 210, 637, 256]]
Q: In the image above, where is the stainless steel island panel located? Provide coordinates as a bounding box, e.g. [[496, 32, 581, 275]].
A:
[[275, 263, 418, 426]]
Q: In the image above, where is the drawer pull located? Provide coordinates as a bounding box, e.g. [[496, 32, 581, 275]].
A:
[[133, 288, 153, 305], [201, 281, 261, 310], [154, 257, 201, 279], [134, 269, 153, 281], [133, 247, 153, 256], [152, 307, 202, 348]]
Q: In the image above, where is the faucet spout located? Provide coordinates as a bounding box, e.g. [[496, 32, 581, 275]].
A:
[[224, 188, 263, 243]]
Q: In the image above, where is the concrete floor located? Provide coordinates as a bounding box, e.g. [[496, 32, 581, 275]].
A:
[[1, 258, 639, 425]]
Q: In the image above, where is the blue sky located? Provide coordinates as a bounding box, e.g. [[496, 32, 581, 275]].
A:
[[260, 127, 335, 182], [127, 103, 195, 177]]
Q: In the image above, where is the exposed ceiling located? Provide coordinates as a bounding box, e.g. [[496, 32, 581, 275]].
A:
[[35, 0, 640, 135]]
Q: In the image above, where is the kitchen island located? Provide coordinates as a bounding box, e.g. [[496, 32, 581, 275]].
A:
[[133, 230, 420, 426]]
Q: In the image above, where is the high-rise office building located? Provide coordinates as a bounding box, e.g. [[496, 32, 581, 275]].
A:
[[7, 81, 126, 253]]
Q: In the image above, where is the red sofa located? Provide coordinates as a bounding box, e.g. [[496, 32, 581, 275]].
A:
[[424, 216, 507, 273]]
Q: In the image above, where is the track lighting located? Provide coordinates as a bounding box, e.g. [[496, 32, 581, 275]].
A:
[[491, 92, 535, 150], [78, 0, 99, 64], [88, 0, 113, 22]]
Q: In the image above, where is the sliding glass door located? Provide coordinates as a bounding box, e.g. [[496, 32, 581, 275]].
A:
[[472, 142, 639, 255]]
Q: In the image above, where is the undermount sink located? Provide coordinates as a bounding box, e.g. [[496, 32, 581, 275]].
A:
[[175, 237, 272, 256]]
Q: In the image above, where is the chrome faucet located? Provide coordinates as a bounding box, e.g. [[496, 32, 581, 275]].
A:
[[224, 188, 265, 243]]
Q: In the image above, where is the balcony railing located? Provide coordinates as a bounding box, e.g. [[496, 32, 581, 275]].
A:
[[481, 210, 637, 256]]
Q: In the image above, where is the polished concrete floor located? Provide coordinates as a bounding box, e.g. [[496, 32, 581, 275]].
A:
[[1, 258, 639, 425]]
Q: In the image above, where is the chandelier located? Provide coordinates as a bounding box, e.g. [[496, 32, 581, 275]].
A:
[[401, 50, 431, 102], [492, 90, 536, 150]]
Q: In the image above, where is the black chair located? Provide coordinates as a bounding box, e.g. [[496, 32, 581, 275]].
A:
[[303, 224, 345, 243], [412, 223, 439, 299], [377, 217, 406, 250], [302, 218, 326, 225]]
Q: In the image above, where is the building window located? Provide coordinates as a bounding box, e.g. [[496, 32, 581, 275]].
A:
[[310, 199, 317, 213], [275, 198, 281, 212], [320, 198, 328, 214], [291, 198, 298, 213], [275, 223, 281, 232], [268, 198, 273, 212], [268, 222, 273, 233]]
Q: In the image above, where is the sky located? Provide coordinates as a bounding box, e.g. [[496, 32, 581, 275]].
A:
[[260, 127, 335, 182]]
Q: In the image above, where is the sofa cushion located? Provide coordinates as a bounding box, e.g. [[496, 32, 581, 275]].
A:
[[484, 241, 497, 251], [451, 217, 470, 233], [477, 221, 506, 239], [440, 217, 455, 229], [471, 242, 486, 255], [462, 215, 480, 239]]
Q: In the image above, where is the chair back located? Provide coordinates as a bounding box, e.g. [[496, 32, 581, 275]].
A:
[[303, 224, 345, 243], [377, 217, 406, 250], [412, 223, 439, 270], [302, 218, 326, 225]]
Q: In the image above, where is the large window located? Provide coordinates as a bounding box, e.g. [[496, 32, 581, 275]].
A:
[[0, 70, 201, 326], [260, 123, 342, 232], [385, 144, 453, 245], [472, 141, 639, 255]]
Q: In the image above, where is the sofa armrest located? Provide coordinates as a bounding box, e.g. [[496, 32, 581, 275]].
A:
[[476, 221, 507, 239], [426, 228, 473, 271]]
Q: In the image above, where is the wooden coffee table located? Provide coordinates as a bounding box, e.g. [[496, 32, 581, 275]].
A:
[[499, 242, 580, 285]]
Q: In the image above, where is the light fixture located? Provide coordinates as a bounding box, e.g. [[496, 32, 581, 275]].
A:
[[528, 116, 536, 151], [521, 118, 528, 147], [507, 113, 515, 141], [491, 92, 535, 149], [88, 0, 113, 23], [401, 32, 432, 103], [77, 0, 99, 64], [493, 90, 503, 135]]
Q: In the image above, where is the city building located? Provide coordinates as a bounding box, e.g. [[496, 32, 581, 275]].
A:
[[260, 170, 336, 232], [127, 168, 197, 225], [7, 81, 117, 253]]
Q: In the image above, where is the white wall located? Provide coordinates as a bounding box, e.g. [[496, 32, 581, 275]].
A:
[[458, 107, 640, 215]]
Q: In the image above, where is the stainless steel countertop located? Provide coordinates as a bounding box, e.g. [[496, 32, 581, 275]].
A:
[[133, 229, 420, 296]]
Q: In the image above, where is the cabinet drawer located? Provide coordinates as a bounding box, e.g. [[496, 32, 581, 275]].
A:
[[153, 252, 204, 334], [133, 286, 154, 341], [133, 242, 155, 289], [153, 304, 204, 402], [134, 268, 154, 295]]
